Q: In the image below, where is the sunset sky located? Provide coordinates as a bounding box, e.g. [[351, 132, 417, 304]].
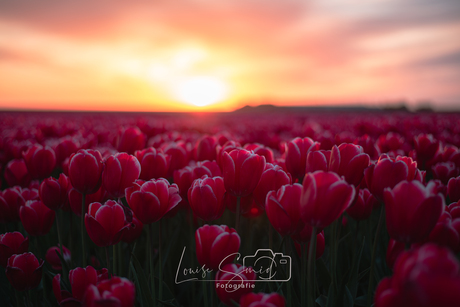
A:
[[1, 0, 459, 112]]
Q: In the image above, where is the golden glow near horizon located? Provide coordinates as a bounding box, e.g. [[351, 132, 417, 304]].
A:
[[0, 0, 459, 111]]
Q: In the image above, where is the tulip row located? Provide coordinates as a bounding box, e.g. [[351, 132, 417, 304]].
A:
[[1, 111, 460, 307]]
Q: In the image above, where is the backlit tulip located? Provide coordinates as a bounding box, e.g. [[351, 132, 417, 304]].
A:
[[0, 232, 29, 267], [45, 245, 71, 270], [121, 214, 144, 244], [375, 244, 460, 307], [413, 133, 440, 168], [4, 158, 31, 187], [188, 176, 226, 221], [125, 178, 181, 224], [329, 143, 370, 186], [265, 184, 304, 237], [293, 230, 326, 259], [448, 176, 460, 202], [20, 200, 55, 236], [421, 211, 460, 253], [39, 174, 71, 211], [240, 292, 286, 307], [53, 265, 99, 305], [253, 163, 292, 208], [68, 149, 104, 194], [84, 277, 135, 307], [115, 126, 146, 154], [23, 144, 56, 179], [68, 185, 107, 217], [432, 161, 459, 185], [300, 171, 355, 229], [244, 143, 275, 164], [54, 137, 80, 166], [162, 141, 190, 176], [84, 200, 129, 247], [346, 188, 378, 221], [385, 239, 405, 270], [215, 263, 256, 306], [222, 149, 266, 197], [135, 147, 171, 180], [102, 152, 141, 198], [195, 225, 240, 271], [0, 187, 25, 223], [194, 135, 218, 162], [284, 137, 320, 181], [384, 180, 444, 244], [6, 252, 44, 291]]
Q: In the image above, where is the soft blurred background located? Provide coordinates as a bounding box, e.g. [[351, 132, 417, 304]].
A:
[[0, 0, 459, 112]]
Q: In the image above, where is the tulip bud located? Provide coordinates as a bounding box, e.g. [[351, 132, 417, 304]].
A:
[[23, 144, 56, 179], [4, 158, 31, 187], [45, 245, 71, 270], [135, 147, 171, 181], [222, 149, 266, 197], [253, 163, 292, 208], [384, 180, 444, 244], [188, 176, 226, 222], [39, 174, 71, 211], [102, 153, 141, 198], [194, 135, 218, 162], [301, 171, 355, 230], [125, 178, 182, 224], [448, 176, 460, 202], [6, 252, 44, 291], [20, 200, 55, 236], [195, 225, 240, 271], [0, 232, 29, 267], [68, 149, 104, 195], [285, 137, 320, 181], [346, 188, 377, 221], [84, 277, 136, 307], [115, 126, 146, 154], [84, 200, 130, 247]]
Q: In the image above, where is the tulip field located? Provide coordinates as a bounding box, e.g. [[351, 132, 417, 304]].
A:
[[1, 110, 460, 307]]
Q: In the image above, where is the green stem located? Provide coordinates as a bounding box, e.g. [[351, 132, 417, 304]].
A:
[[235, 196, 241, 234], [158, 220, 163, 303], [307, 227, 317, 307], [113, 244, 117, 277], [81, 193, 87, 267], [301, 242, 307, 307], [203, 272, 209, 307], [367, 206, 385, 307], [285, 237, 292, 307], [149, 224, 157, 305], [15, 289, 24, 307], [118, 242, 123, 277], [331, 219, 338, 293], [106, 246, 111, 279], [55, 213, 68, 284]]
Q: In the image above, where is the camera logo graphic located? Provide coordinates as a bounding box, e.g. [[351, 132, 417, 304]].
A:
[[243, 249, 291, 282]]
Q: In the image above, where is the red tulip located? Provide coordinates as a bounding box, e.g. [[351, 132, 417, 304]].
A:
[[375, 244, 460, 307], [102, 153, 141, 198], [125, 178, 181, 224], [4, 158, 31, 187], [376, 132, 405, 154], [253, 163, 292, 208], [188, 176, 226, 221], [244, 143, 275, 164], [353, 134, 380, 160], [364, 154, 419, 201], [284, 137, 320, 181], [6, 252, 44, 291], [420, 211, 460, 254], [53, 265, 99, 305], [84, 277, 136, 307], [413, 133, 440, 167], [300, 171, 355, 229], [23, 144, 56, 179], [0, 187, 25, 223], [346, 188, 378, 221], [20, 200, 55, 236], [45, 245, 71, 271], [39, 174, 71, 211], [293, 231, 326, 259], [54, 137, 80, 167], [432, 162, 459, 185], [68, 185, 107, 217], [265, 184, 304, 237], [216, 140, 242, 169], [448, 176, 460, 202], [0, 232, 29, 267], [162, 141, 190, 176], [115, 126, 146, 154], [240, 292, 286, 307], [68, 149, 104, 195], [224, 193, 254, 215], [222, 149, 266, 197], [384, 180, 444, 244], [135, 147, 171, 181], [305, 149, 331, 173], [195, 224, 240, 271], [84, 200, 129, 247], [194, 135, 218, 162], [329, 144, 370, 186], [215, 263, 256, 306]]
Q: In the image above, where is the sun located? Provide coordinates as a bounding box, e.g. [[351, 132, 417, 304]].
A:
[[174, 76, 229, 107]]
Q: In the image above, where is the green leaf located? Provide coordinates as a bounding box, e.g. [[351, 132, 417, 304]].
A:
[[347, 237, 366, 300], [130, 253, 155, 307], [343, 286, 354, 307], [355, 295, 367, 306], [317, 258, 331, 292], [315, 295, 328, 307], [325, 284, 336, 307]]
